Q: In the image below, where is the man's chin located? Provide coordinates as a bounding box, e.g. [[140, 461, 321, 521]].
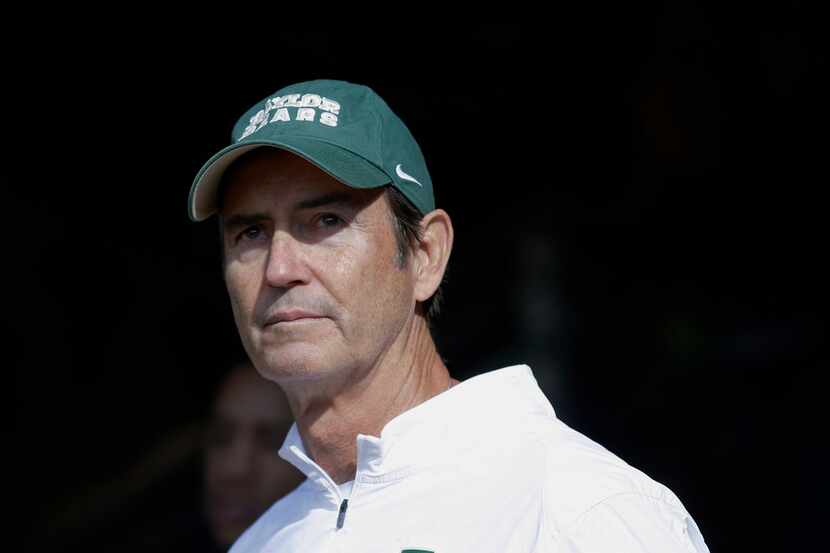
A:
[[252, 345, 338, 382]]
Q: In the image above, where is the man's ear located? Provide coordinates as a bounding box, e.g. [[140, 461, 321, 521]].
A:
[[412, 209, 454, 303]]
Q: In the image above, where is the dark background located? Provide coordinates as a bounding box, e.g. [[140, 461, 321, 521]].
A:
[[11, 9, 826, 552]]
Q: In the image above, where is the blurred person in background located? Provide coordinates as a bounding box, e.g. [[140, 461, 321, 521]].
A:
[[29, 359, 302, 553], [204, 361, 304, 549]]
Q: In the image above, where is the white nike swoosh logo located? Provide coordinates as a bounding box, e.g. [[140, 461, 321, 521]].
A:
[[395, 164, 423, 187]]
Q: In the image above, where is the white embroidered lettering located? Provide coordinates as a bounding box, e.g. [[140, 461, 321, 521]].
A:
[[296, 108, 316, 122], [265, 96, 282, 112], [320, 97, 341, 114], [283, 94, 301, 107], [271, 108, 291, 122], [250, 110, 267, 126], [251, 109, 269, 132], [237, 92, 342, 140], [320, 112, 339, 127], [301, 94, 322, 108]]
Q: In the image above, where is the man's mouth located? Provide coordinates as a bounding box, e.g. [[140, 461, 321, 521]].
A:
[[264, 309, 325, 326]]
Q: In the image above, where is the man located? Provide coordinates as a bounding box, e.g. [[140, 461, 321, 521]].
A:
[[188, 79, 710, 552], [204, 362, 304, 549]]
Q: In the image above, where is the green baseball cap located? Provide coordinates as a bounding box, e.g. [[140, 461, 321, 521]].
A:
[[188, 79, 434, 221]]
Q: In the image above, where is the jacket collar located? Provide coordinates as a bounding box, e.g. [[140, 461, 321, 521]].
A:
[[278, 365, 553, 494]]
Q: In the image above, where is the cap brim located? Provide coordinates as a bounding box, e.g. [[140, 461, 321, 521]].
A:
[[188, 137, 392, 222]]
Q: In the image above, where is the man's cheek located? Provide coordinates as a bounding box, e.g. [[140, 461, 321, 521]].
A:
[[226, 288, 253, 334]]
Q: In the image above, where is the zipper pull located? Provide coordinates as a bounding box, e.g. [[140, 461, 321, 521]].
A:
[[336, 498, 349, 530]]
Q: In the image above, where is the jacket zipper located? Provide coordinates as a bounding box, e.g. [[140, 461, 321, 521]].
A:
[[336, 498, 349, 530]]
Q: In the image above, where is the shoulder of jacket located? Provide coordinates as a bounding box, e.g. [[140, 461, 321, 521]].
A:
[[533, 417, 680, 536]]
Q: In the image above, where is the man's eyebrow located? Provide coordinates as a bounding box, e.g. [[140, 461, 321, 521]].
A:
[[222, 212, 270, 232], [222, 192, 361, 230]]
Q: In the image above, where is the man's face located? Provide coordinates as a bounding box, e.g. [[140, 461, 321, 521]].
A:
[[220, 149, 416, 384]]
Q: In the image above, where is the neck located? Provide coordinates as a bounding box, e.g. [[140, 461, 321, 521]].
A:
[[280, 316, 457, 484]]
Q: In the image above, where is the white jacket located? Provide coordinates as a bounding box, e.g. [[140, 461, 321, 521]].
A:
[[230, 365, 710, 552]]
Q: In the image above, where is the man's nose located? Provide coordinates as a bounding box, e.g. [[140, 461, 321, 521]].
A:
[[264, 232, 311, 289]]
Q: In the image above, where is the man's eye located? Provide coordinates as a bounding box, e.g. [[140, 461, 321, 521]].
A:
[[317, 214, 343, 228], [238, 225, 262, 241]]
